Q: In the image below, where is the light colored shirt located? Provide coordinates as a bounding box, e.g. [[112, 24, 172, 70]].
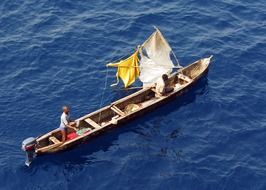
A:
[[155, 77, 165, 94], [59, 112, 70, 129]]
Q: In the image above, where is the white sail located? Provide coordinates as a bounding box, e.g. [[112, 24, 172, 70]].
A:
[[139, 28, 175, 86]]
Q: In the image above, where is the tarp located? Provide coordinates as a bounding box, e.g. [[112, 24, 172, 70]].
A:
[[107, 50, 140, 88], [139, 29, 174, 86]]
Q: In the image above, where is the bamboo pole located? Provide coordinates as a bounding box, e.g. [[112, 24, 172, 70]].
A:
[[106, 64, 182, 69]]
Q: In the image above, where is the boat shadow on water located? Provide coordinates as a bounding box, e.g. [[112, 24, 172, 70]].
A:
[[33, 75, 209, 167]]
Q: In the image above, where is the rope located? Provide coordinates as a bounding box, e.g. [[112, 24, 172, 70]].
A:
[[98, 67, 109, 123]]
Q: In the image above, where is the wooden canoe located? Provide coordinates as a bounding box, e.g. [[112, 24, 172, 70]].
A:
[[35, 56, 212, 155]]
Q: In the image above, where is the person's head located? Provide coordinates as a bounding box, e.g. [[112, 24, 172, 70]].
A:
[[62, 106, 70, 114], [162, 74, 168, 82]]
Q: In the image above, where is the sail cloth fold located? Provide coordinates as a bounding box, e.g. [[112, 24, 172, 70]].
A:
[[139, 28, 175, 86], [107, 50, 140, 88]]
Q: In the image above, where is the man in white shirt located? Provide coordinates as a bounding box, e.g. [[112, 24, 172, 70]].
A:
[[59, 106, 77, 142]]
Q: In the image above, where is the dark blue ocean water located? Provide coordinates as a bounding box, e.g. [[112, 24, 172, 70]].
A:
[[0, 0, 266, 189]]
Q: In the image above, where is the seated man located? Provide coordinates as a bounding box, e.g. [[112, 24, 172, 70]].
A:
[[59, 106, 78, 142], [155, 74, 174, 97]]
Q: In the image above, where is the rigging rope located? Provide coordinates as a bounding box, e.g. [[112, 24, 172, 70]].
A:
[[171, 50, 182, 68], [98, 66, 109, 123]]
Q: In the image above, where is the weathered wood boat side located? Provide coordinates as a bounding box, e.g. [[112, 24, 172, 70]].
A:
[[33, 56, 212, 155]]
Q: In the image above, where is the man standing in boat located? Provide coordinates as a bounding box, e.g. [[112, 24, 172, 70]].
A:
[[59, 106, 78, 142]]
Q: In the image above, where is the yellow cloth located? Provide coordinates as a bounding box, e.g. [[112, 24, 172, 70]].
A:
[[107, 50, 140, 88]]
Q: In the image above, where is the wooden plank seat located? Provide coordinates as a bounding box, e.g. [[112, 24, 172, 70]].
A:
[[178, 73, 192, 82], [110, 105, 126, 116], [151, 88, 157, 93], [85, 118, 101, 129], [49, 136, 61, 144]]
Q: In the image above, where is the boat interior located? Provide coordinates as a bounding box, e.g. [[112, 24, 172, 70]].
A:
[[36, 59, 207, 152]]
